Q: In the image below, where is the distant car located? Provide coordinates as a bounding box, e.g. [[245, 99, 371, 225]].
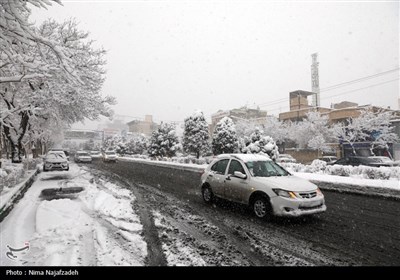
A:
[[276, 154, 297, 163], [102, 151, 118, 163], [200, 154, 326, 219], [319, 156, 338, 165], [74, 151, 92, 163], [90, 151, 102, 160], [332, 156, 396, 167], [43, 152, 69, 172]]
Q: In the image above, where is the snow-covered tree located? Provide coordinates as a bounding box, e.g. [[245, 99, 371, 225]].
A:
[[126, 134, 149, 155], [0, 0, 78, 85], [0, 18, 115, 162], [332, 109, 398, 157], [263, 117, 289, 146], [291, 111, 334, 155], [235, 119, 258, 143], [212, 117, 239, 155], [368, 111, 398, 157], [182, 110, 210, 159], [241, 128, 279, 160], [148, 123, 180, 158]]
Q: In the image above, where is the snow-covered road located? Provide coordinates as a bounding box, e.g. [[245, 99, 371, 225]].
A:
[[0, 164, 147, 266]]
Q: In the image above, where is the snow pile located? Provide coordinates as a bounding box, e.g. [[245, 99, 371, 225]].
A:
[[282, 162, 400, 180], [24, 171, 147, 266], [0, 163, 26, 191]]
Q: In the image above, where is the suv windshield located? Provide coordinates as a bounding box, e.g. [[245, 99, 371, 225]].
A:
[[245, 160, 290, 177], [78, 152, 89, 156], [105, 151, 116, 155]]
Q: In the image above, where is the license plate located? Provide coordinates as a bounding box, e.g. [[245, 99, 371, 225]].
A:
[[301, 200, 322, 208]]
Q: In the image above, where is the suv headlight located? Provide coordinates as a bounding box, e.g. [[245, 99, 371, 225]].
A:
[[273, 189, 297, 199]]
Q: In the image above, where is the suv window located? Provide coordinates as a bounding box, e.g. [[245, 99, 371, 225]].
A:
[[227, 160, 245, 175], [211, 159, 229, 174]]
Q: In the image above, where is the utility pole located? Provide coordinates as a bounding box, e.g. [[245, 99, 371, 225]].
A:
[[311, 53, 320, 107]]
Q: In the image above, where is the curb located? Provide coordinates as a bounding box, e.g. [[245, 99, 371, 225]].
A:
[[312, 180, 400, 201], [0, 167, 41, 223]]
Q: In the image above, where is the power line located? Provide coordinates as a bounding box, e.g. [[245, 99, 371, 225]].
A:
[[320, 68, 399, 92], [266, 78, 399, 113], [256, 68, 399, 109]]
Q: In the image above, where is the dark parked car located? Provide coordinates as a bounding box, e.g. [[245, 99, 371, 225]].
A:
[[318, 156, 338, 164], [332, 156, 396, 167]]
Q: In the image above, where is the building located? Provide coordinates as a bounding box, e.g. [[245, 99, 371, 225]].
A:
[[211, 106, 268, 133], [126, 115, 158, 137], [279, 90, 400, 160], [279, 90, 331, 122], [279, 90, 399, 125]]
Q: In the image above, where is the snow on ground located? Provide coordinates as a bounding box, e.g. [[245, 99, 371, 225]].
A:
[[293, 172, 400, 190], [0, 163, 147, 266], [0, 170, 36, 212], [153, 211, 206, 266], [152, 210, 206, 266]]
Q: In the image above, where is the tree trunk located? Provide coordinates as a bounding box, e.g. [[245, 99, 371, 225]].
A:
[[196, 151, 200, 159], [2, 111, 30, 163]]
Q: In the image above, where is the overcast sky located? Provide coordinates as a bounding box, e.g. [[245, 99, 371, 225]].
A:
[[31, 0, 399, 128]]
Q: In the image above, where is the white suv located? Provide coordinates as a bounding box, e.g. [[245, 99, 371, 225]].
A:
[[200, 154, 326, 219]]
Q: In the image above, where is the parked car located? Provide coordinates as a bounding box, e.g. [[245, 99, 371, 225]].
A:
[[319, 156, 338, 165], [90, 150, 102, 160], [43, 152, 69, 172], [276, 154, 297, 163], [367, 156, 398, 167], [200, 154, 326, 219], [74, 151, 92, 163], [102, 151, 118, 163], [332, 156, 396, 167]]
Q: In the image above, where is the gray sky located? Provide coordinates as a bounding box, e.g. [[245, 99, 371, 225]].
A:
[[31, 0, 399, 127]]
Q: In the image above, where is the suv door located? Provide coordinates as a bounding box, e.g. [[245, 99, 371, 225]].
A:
[[224, 159, 249, 203], [208, 159, 229, 197]]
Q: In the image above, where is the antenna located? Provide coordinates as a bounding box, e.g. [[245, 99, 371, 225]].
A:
[[311, 53, 320, 107]]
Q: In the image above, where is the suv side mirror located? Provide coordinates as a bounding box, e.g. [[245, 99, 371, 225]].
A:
[[234, 171, 247, 179]]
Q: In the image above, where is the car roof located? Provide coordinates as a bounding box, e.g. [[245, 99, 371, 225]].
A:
[[216, 153, 271, 162]]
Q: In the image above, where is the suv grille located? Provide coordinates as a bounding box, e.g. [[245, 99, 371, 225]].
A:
[[299, 192, 317, 199]]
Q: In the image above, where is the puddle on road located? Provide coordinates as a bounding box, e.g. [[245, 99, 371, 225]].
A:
[[40, 187, 84, 200]]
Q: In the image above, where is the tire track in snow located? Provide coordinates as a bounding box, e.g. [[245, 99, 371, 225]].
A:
[[87, 168, 167, 266]]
